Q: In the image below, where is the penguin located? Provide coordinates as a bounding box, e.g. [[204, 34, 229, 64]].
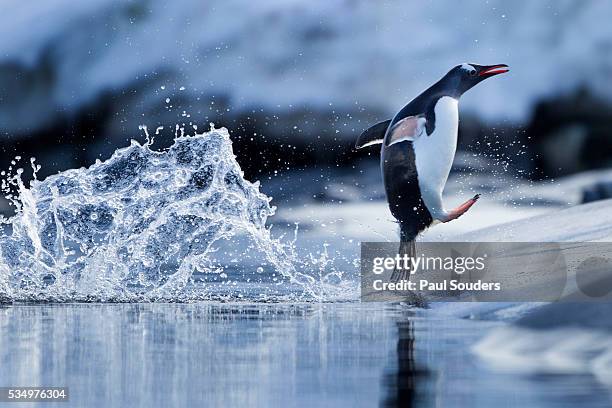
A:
[[356, 63, 509, 282]]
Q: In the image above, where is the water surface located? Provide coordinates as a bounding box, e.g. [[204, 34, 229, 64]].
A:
[[1, 303, 610, 407]]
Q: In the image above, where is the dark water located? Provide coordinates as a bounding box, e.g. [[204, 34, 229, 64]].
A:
[[0, 303, 610, 408]]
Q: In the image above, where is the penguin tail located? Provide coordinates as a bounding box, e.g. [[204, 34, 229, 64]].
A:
[[390, 225, 417, 283]]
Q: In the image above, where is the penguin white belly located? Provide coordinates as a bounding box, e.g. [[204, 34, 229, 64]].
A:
[[413, 96, 458, 219]]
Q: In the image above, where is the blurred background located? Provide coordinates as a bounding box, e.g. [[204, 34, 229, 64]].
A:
[[3, 2, 612, 404], [1, 0, 612, 219]]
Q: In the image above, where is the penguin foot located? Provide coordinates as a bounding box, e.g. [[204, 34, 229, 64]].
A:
[[443, 194, 480, 222]]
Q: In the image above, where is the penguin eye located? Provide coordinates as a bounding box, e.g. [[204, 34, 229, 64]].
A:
[[468, 69, 477, 77]]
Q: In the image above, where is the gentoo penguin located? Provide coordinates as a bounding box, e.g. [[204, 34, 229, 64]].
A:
[[356, 63, 509, 282]]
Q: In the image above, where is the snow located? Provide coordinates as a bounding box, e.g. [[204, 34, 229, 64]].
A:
[[274, 161, 612, 243], [2, 0, 612, 136], [452, 198, 612, 242]]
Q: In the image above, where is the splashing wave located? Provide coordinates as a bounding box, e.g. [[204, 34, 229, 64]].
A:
[[0, 127, 348, 303]]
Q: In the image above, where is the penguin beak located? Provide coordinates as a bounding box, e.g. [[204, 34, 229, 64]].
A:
[[478, 64, 509, 77]]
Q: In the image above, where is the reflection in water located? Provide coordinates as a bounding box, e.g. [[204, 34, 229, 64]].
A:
[[0, 304, 400, 407], [0, 303, 610, 408], [382, 321, 429, 408]]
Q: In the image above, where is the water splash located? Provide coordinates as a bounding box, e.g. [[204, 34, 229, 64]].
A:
[[0, 127, 342, 303]]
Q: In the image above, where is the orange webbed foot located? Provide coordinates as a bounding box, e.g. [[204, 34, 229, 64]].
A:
[[442, 194, 480, 223]]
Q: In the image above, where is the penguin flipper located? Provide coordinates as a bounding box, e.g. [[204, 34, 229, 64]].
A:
[[355, 120, 391, 149], [388, 115, 426, 146]]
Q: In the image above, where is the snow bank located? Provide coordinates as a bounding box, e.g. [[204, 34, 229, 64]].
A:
[[456, 196, 612, 388], [2, 0, 612, 137]]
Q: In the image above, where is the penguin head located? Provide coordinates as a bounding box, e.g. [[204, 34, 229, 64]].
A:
[[442, 63, 509, 97]]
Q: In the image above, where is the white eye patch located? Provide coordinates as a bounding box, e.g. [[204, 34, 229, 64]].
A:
[[460, 63, 475, 72]]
